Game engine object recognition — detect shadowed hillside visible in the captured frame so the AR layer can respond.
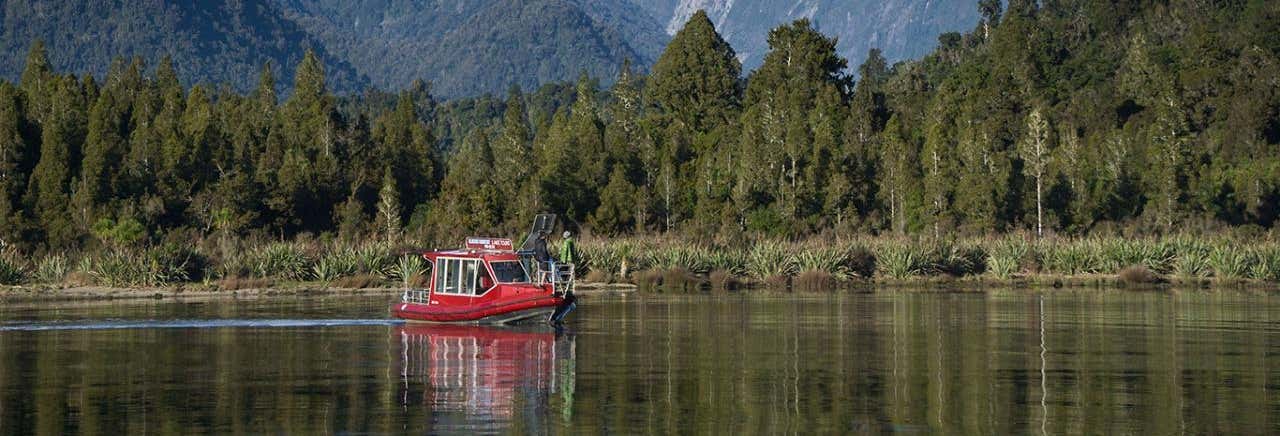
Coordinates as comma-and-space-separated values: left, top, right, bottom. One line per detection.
0, 0, 368, 93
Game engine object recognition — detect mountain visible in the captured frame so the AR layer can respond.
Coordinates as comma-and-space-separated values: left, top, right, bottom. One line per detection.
0, 0, 368, 93
0, 0, 981, 97
639, 0, 983, 69
269, 0, 666, 98
226, 0, 986, 93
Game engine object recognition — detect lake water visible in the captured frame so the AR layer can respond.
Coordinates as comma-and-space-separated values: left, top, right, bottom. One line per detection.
0, 290, 1276, 434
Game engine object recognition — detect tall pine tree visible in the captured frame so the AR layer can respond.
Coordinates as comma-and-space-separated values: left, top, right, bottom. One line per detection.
72, 88, 128, 231
739, 19, 850, 221
647, 10, 741, 133
490, 85, 536, 230
0, 84, 29, 243
25, 77, 86, 247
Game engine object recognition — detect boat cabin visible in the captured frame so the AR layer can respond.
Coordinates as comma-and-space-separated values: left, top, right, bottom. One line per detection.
420, 249, 543, 298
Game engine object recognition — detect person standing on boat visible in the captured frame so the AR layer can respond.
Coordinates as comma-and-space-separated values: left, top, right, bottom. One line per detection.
531, 230, 551, 263
560, 231, 581, 291
559, 230, 577, 268
549, 230, 578, 325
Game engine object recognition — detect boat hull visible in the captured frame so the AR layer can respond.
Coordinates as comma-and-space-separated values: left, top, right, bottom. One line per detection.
391, 295, 563, 324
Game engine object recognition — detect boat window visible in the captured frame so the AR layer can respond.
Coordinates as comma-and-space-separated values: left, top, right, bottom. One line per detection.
455, 259, 469, 295
434, 257, 488, 296
473, 265, 495, 295
490, 261, 531, 283
442, 258, 463, 294
460, 260, 478, 295
434, 258, 447, 292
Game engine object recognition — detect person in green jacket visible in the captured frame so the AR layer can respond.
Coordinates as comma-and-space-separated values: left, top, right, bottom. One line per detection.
559, 230, 576, 265
561, 230, 578, 292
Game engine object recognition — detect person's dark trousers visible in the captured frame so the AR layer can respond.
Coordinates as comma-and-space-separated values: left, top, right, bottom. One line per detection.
551, 302, 576, 323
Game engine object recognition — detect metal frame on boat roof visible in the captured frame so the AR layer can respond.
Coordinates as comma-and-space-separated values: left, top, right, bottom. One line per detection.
519, 214, 557, 251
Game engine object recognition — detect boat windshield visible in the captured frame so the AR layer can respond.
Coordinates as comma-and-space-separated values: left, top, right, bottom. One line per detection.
490, 261, 531, 283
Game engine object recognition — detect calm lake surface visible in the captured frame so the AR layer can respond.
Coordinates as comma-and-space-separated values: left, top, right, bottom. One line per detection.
0, 290, 1277, 434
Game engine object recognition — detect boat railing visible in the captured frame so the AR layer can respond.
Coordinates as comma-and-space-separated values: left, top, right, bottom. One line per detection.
535, 262, 575, 294
402, 289, 430, 303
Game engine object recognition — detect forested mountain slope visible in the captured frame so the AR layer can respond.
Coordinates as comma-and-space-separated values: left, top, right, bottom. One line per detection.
269, 0, 666, 97
1, 0, 664, 98
0, 0, 367, 93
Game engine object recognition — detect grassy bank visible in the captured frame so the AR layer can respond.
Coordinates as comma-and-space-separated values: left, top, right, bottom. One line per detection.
0, 238, 431, 292
569, 234, 1280, 291
2, 234, 1278, 293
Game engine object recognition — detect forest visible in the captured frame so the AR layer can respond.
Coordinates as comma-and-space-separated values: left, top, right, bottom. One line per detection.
1, 1, 1278, 258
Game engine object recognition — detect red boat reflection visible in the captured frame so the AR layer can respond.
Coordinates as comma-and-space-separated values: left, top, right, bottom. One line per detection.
397, 324, 576, 431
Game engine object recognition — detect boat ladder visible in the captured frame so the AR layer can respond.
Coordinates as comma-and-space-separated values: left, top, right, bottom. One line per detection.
537, 263, 575, 294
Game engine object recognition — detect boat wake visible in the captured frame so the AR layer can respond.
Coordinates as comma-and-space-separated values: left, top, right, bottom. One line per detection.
0, 319, 406, 331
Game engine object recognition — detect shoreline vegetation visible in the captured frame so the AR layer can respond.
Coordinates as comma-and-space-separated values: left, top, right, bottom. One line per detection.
2, 233, 1277, 301
573, 234, 1280, 291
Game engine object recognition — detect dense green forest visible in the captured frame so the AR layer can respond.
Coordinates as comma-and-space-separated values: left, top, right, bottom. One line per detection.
1, 2, 1279, 254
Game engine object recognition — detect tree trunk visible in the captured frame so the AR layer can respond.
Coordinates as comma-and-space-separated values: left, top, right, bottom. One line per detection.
888, 165, 898, 234
663, 172, 672, 232
932, 150, 940, 240
1035, 174, 1043, 238
789, 156, 797, 217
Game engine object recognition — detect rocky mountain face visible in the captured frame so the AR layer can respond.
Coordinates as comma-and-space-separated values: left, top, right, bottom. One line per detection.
644, 0, 983, 70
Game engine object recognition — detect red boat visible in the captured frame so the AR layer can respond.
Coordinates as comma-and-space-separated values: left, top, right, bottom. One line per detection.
391, 225, 575, 324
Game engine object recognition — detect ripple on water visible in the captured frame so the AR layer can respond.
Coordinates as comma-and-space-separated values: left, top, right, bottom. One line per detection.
0, 318, 406, 331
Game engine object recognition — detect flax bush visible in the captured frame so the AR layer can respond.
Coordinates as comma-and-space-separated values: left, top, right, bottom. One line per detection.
250, 242, 312, 281
578, 239, 628, 276
1098, 239, 1173, 273
1174, 252, 1212, 279
391, 254, 428, 289
1170, 238, 1212, 279
83, 246, 195, 287
312, 252, 359, 284
793, 245, 852, 280
646, 244, 712, 274
874, 243, 927, 279
745, 240, 797, 279
0, 248, 26, 285
1038, 240, 1099, 275
705, 248, 748, 277
929, 241, 986, 276
986, 238, 1028, 279
354, 243, 394, 276
33, 253, 71, 284
1247, 246, 1280, 282
1208, 246, 1252, 279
